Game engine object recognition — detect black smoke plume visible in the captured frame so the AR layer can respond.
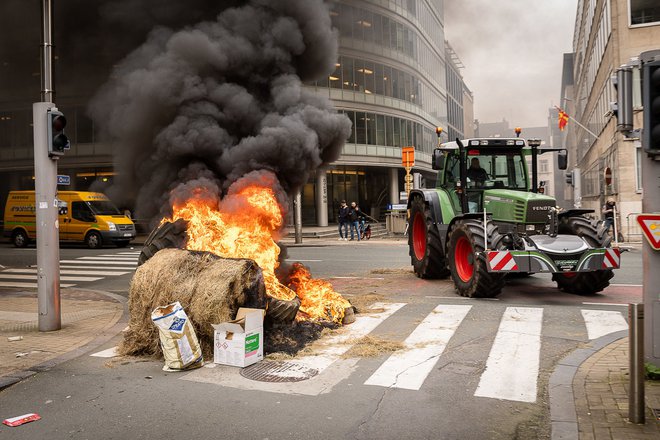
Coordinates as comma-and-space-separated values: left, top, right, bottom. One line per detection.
89, 0, 351, 225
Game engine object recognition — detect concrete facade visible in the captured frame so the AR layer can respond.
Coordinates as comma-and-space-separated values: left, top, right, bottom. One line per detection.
566, 0, 660, 239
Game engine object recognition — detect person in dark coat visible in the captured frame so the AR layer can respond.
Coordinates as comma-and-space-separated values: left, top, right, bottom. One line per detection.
338, 200, 350, 240
348, 202, 362, 241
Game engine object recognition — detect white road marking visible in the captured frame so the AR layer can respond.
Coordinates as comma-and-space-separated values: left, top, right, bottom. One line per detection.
90, 346, 120, 358
364, 304, 472, 390
581, 310, 628, 340
56, 265, 135, 271
74, 257, 138, 263
582, 302, 627, 307
0, 281, 76, 288
59, 260, 137, 265
283, 302, 406, 374
98, 254, 139, 258
5, 269, 131, 276
0, 274, 102, 282
474, 307, 543, 403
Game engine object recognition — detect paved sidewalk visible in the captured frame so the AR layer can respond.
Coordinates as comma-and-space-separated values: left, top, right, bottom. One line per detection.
0, 288, 126, 390
551, 332, 660, 439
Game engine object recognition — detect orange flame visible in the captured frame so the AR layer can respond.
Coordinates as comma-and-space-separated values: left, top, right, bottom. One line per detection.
169, 183, 350, 323
289, 263, 351, 322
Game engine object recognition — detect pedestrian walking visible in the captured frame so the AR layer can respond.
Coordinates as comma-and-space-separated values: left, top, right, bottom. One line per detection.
338, 200, 349, 240
602, 198, 616, 234
348, 202, 362, 241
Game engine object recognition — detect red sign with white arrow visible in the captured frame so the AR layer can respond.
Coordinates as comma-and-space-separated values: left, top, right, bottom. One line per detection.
636, 213, 660, 250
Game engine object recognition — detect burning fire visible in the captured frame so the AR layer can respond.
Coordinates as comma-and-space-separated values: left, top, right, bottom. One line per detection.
168, 183, 350, 323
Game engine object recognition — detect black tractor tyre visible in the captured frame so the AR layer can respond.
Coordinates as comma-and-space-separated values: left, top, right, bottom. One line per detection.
12, 229, 29, 248
552, 216, 614, 295
266, 295, 302, 323
408, 196, 450, 279
85, 231, 103, 249
138, 219, 188, 266
447, 219, 506, 298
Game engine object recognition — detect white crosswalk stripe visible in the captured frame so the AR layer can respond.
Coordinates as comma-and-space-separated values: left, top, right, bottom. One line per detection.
581, 309, 628, 340
364, 304, 471, 390
0, 252, 139, 288
474, 307, 544, 403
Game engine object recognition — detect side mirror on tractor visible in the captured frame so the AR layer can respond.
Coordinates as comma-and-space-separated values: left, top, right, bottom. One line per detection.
557, 150, 568, 170
432, 149, 445, 171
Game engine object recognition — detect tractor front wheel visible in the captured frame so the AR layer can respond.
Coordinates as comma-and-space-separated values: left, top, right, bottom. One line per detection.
447, 219, 505, 298
408, 196, 449, 279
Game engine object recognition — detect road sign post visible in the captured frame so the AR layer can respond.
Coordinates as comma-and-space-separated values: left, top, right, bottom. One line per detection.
402, 146, 415, 197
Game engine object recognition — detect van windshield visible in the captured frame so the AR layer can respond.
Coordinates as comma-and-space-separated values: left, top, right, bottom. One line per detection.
88, 201, 121, 215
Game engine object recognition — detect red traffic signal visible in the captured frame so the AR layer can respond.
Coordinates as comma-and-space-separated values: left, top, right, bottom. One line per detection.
47, 109, 70, 158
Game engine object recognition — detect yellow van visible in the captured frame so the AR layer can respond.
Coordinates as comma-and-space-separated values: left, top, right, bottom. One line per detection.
4, 191, 136, 248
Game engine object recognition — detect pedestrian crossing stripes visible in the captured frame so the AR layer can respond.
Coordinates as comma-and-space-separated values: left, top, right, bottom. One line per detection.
0, 251, 140, 289
364, 304, 472, 390
474, 307, 543, 402
173, 302, 631, 400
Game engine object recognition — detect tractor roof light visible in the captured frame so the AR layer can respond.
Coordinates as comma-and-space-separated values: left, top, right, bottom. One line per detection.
468, 140, 480, 146
480, 140, 489, 145
528, 138, 542, 147
515, 140, 525, 146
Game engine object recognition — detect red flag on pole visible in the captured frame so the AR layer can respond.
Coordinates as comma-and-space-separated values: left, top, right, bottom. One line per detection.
558, 108, 569, 131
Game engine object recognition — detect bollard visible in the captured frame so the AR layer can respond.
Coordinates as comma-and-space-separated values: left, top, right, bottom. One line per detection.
628, 303, 645, 424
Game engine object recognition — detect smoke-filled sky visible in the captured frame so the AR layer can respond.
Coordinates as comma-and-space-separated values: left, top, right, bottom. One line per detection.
445, 1, 578, 128
89, 0, 350, 224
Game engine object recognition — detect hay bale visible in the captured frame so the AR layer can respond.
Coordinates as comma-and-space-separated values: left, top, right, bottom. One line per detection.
120, 248, 267, 359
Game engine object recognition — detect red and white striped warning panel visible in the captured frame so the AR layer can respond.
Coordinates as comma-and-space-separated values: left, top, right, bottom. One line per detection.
602, 248, 621, 269
487, 251, 519, 271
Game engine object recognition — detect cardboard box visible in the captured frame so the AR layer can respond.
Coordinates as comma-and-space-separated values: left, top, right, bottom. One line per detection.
212, 308, 265, 367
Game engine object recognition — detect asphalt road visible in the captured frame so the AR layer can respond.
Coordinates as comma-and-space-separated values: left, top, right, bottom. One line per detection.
0, 239, 645, 439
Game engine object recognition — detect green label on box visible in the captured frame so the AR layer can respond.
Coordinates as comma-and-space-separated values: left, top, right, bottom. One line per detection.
245, 333, 260, 353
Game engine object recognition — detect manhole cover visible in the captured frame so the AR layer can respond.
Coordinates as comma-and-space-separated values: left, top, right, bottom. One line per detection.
240, 361, 318, 383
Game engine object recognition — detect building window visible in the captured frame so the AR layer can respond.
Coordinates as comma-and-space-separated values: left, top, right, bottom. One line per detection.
629, 0, 660, 26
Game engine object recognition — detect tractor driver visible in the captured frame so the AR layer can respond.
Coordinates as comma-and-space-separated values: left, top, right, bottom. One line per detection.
467, 157, 489, 184
466, 157, 488, 213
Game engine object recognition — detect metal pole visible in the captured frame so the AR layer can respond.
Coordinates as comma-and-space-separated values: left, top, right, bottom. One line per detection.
294, 191, 302, 244
613, 204, 619, 247
628, 303, 645, 424
34, 0, 61, 331
34, 102, 61, 332
40, 0, 54, 103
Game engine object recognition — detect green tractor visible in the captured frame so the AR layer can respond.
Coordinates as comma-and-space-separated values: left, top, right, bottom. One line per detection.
407, 134, 620, 298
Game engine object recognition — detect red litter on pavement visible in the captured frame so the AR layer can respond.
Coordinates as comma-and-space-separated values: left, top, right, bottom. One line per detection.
3, 413, 41, 427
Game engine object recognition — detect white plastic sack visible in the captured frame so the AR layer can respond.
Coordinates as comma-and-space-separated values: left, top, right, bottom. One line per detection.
151, 301, 203, 370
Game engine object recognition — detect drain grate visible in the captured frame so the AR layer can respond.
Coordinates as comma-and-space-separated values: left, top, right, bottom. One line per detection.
240, 360, 318, 383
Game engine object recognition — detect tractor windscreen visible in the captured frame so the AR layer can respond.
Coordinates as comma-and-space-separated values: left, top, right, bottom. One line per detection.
444, 148, 528, 190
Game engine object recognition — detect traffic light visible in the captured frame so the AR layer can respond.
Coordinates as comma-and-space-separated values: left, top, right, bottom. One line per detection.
47, 108, 69, 158
611, 66, 633, 132
565, 170, 574, 186
642, 59, 660, 155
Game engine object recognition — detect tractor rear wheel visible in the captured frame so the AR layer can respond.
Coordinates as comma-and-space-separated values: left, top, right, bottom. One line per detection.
408, 196, 450, 279
552, 216, 614, 295
447, 219, 505, 298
